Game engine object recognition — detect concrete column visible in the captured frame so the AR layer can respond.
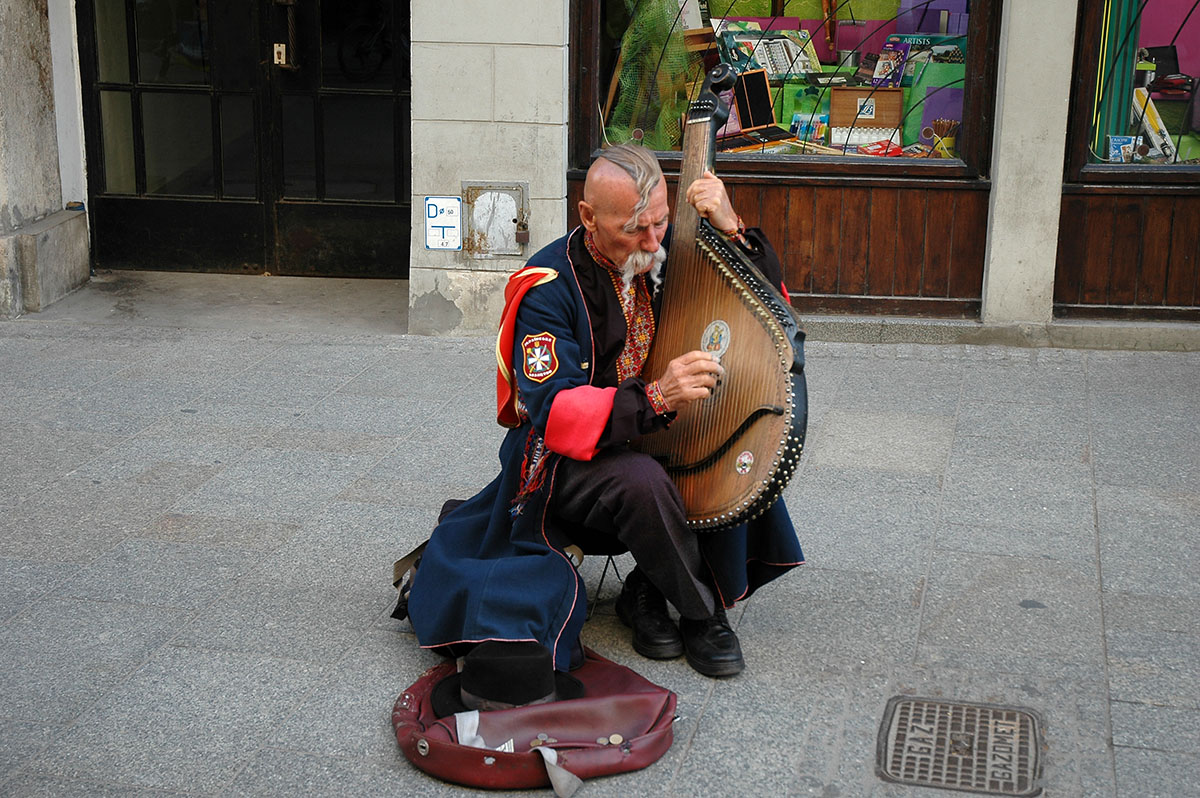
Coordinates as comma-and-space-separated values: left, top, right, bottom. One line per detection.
48, 0, 89, 208
980, 0, 1079, 325
0, 0, 63, 233
0, 0, 88, 318
407, 0, 570, 336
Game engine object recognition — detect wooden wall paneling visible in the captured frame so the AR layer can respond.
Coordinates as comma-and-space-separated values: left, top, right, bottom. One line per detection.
1106, 196, 1144, 305
811, 189, 843, 294
725, 183, 747, 226
837, 188, 871, 295
568, 1, 601, 167
894, 190, 927, 296
569, 175, 993, 311
866, 187, 898, 296
1054, 195, 1090, 305
785, 185, 816, 294
1164, 196, 1199, 306
948, 190, 987, 300
922, 190, 956, 297
758, 185, 789, 252
570, 180, 582, 229
1080, 196, 1116, 304
1135, 195, 1173, 305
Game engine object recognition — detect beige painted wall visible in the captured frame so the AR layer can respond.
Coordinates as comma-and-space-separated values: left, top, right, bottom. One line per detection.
407, 0, 569, 336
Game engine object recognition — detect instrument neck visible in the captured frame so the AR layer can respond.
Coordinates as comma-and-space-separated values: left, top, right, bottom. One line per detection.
672, 112, 717, 241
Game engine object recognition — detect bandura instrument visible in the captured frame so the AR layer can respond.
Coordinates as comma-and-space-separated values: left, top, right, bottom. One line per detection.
635, 64, 808, 531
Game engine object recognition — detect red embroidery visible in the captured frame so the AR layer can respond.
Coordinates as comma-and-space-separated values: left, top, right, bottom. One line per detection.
646, 380, 671, 414
583, 230, 618, 271
606, 270, 655, 383
584, 228, 655, 384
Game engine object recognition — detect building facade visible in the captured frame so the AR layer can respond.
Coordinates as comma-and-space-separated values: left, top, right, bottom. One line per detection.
4, 0, 1198, 343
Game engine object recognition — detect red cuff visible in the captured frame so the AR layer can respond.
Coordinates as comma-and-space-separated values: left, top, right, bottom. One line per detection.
646, 380, 671, 415
544, 386, 617, 461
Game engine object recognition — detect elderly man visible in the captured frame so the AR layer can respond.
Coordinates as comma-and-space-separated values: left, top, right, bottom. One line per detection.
406, 143, 804, 678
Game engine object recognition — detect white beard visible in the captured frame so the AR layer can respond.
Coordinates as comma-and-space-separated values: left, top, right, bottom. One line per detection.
620, 247, 666, 293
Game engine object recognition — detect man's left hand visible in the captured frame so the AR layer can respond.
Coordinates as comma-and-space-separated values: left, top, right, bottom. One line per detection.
685, 170, 739, 233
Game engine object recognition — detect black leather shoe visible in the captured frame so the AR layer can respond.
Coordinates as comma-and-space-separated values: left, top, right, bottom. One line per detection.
615, 568, 684, 659
679, 606, 745, 677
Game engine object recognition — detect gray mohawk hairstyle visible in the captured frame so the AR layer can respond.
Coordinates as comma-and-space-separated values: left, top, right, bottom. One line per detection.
595, 143, 664, 233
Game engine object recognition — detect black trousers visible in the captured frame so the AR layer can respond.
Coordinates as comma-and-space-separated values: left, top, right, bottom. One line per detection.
549, 447, 715, 620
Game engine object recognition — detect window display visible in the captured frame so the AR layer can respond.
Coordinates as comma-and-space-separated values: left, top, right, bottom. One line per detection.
601, 0, 973, 161
1088, 0, 1199, 166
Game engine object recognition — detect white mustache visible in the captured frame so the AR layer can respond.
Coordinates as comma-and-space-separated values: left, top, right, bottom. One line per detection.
620, 247, 666, 291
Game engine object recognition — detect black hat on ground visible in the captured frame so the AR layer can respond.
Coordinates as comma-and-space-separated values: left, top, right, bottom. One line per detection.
431, 641, 585, 717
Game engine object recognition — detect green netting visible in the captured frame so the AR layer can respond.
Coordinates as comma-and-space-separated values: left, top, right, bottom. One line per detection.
710, 1, 902, 24
605, 0, 707, 150
720, 0, 773, 15
786, 1, 827, 18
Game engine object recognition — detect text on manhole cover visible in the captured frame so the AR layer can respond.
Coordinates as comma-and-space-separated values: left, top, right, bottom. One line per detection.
876, 696, 1043, 796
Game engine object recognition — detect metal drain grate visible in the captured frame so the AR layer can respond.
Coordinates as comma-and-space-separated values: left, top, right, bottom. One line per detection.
876, 697, 1043, 796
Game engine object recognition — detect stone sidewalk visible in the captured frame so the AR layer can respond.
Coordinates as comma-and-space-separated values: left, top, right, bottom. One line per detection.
1, 275, 1197, 797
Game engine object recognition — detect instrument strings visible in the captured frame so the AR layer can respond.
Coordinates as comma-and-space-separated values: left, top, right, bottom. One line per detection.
660, 237, 739, 508
664, 120, 731, 506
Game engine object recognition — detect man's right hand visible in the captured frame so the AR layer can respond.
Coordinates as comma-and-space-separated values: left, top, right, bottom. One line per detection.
656, 351, 725, 409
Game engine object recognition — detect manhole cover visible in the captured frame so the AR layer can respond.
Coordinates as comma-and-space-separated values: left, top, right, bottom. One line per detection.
876, 696, 1043, 796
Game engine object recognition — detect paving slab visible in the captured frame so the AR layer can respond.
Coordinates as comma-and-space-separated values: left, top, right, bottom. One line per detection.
173, 583, 380, 664
170, 448, 380, 523
2, 275, 1199, 797
784, 466, 940, 577
940, 453, 1096, 537
269, 629, 428, 759
59, 539, 249, 610
23, 649, 327, 794
0, 558, 81, 621
0, 773, 188, 797
142, 512, 302, 551
803, 408, 956, 474
0, 598, 189, 722
0, 718, 55, 781
918, 551, 1105, 677
1096, 486, 1200, 597
953, 397, 1091, 464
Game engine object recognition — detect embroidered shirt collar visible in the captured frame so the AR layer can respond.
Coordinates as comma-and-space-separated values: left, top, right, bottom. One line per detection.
583, 230, 622, 274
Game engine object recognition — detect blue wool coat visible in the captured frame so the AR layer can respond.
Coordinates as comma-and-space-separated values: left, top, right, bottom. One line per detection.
407, 228, 806, 671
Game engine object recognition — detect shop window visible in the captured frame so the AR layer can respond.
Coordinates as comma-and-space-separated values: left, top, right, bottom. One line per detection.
1086, 0, 1199, 167
1068, 0, 1200, 182
575, 0, 999, 176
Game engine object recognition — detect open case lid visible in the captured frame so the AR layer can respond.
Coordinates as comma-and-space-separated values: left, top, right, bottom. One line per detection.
734, 69, 777, 130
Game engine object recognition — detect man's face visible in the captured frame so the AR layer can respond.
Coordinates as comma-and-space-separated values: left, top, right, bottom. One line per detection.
583, 177, 669, 268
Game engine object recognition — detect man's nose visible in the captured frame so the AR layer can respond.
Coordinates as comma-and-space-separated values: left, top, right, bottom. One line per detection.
639, 227, 661, 252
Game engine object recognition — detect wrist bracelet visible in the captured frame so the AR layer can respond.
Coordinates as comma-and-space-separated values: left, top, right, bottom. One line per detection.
719, 215, 747, 244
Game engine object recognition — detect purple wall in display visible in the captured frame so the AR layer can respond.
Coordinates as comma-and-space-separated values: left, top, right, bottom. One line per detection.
896, 0, 968, 35
1137, 0, 1200, 76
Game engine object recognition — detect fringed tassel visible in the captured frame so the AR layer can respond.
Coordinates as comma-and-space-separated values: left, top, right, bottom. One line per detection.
511, 429, 549, 516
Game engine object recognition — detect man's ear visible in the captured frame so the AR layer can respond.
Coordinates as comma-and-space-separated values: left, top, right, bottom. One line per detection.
578, 200, 597, 232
